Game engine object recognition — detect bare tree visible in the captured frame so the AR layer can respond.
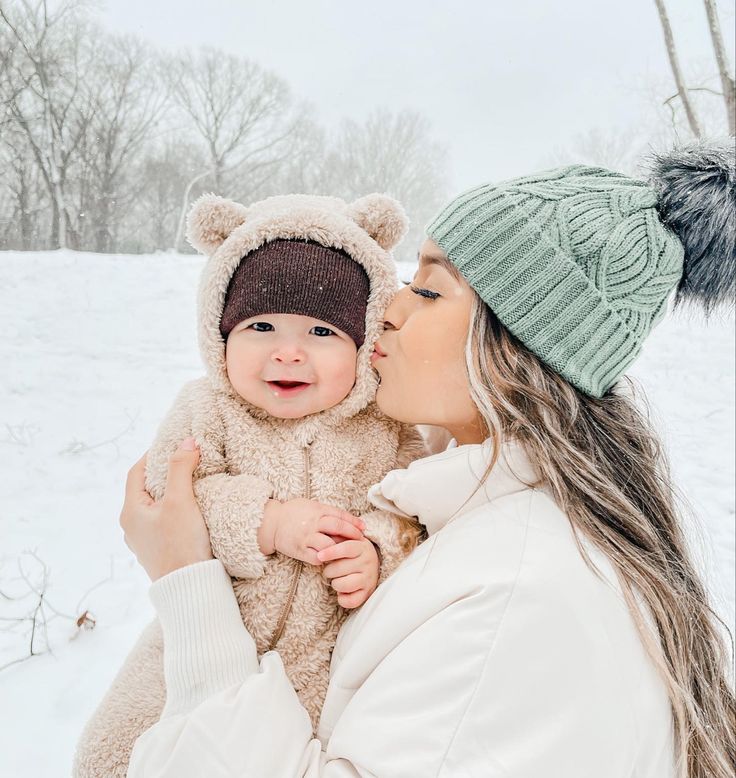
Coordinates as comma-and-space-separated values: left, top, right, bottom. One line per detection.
319, 110, 449, 263
0, 0, 96, 248
165, 48, 298, 249
79, 36, 166, 252
265, 116, 328, 196
119, 139, 207, 251
654, 0, 736, 138
703, 0, 735, 135
0, 126, 48, 248
546, 126, 652, 176
0, 3, 448, 256
653, 0, 703, 138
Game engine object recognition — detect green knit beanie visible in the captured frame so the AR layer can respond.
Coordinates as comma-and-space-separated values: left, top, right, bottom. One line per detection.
427, 165, 685, 397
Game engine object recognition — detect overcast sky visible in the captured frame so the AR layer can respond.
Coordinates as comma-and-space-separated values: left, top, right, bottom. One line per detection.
97, 0, 735, 192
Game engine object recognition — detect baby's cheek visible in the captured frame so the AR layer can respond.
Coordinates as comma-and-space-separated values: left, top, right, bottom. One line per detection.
325, 362, 357, 402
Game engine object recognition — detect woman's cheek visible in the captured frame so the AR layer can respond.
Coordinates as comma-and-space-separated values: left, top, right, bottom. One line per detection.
380, 350, 443, 424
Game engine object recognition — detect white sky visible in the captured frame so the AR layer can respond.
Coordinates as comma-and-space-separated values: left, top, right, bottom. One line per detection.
96, 0, 735, 191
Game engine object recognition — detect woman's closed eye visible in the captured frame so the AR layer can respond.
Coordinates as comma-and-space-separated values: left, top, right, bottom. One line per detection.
410, 285, 441, 300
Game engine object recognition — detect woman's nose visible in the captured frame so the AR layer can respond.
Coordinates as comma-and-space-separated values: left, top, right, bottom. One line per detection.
382, 286, 411, 331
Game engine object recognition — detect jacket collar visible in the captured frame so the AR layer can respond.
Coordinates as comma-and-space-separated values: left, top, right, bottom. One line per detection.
368, 438, 540, 536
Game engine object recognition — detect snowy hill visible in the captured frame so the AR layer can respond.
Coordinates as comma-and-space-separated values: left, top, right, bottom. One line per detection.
1, 250, 734, 777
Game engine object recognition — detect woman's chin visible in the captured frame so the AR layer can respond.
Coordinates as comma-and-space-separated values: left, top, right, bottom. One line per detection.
375, 382, 416, 424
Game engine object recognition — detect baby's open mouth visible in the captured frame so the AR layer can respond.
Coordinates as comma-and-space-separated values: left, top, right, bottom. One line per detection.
266, 380, 312, 396
270, 380, 308, 388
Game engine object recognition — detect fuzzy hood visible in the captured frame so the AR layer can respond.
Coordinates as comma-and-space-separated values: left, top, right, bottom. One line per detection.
185, 192, 408, 436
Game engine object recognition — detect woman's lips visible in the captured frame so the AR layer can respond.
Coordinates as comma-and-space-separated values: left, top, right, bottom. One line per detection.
370, 342, 387, 364
267, 380, 311, 396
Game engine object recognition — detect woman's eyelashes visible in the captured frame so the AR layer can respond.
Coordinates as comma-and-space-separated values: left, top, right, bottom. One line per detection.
410, 285, 441, 300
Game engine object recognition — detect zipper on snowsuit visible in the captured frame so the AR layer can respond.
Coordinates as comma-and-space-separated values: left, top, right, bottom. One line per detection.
267, 445, 310, 652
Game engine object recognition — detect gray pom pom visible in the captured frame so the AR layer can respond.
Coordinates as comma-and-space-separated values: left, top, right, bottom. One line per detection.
648, 140, 735, 313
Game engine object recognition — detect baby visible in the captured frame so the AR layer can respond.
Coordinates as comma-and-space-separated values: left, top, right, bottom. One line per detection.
72, 192, 427, 777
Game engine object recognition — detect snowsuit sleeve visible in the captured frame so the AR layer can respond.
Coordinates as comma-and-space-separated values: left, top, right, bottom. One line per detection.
146, 378, 273, 579
361, 423, 428, 583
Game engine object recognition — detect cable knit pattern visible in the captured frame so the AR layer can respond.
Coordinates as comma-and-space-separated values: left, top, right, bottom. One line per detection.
427, 166, 684, 397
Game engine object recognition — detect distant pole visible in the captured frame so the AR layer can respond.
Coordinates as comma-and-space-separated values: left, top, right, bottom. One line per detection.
174, 170, 210, 252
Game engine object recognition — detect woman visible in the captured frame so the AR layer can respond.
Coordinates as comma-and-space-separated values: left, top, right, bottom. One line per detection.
121, 144, 735, 777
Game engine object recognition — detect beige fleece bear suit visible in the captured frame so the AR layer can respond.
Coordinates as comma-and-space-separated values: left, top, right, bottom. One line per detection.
72, 193, 427, 777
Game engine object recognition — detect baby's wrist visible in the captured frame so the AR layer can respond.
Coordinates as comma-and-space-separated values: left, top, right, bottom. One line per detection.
258, 500, 281, 556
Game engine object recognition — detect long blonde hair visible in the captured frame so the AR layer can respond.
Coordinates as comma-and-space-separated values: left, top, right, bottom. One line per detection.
464, 291, 735, 778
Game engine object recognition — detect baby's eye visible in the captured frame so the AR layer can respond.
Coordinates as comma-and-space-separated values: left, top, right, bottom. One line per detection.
310, 326, 335, 337
247, 322, 274, 332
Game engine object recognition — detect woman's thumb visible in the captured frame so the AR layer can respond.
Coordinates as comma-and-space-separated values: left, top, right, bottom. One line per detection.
164, 437, 200, 497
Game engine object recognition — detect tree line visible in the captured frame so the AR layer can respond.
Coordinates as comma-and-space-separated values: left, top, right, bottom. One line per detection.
0, 0, 448, 258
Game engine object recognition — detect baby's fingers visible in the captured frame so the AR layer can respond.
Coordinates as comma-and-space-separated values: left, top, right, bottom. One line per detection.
306, 533, 335, 553
321, 558, 358, 580
330, 573, 364, 594
304, 533, 335, 566
337, 590, 367, 609
318, 506, 365, 532
317, 539, 363, 564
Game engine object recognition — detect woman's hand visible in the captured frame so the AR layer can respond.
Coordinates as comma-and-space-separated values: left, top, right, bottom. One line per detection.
120, 437, 214, 581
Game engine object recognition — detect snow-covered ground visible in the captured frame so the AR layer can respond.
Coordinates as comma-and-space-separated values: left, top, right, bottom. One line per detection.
1, 250, 734, 777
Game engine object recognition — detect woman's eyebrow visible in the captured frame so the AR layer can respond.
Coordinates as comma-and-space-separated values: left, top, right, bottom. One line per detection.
416, 252, 463, 280
417, 252, 445, 267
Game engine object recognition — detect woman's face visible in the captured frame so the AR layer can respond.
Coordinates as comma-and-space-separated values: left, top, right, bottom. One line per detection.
371, 238, 485, 445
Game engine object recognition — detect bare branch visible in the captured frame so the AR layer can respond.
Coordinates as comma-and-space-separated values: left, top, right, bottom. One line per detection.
0, 550, 109, 672
59, 411, 138, 457
702, 0, 735, 134
653, 0, 703, 138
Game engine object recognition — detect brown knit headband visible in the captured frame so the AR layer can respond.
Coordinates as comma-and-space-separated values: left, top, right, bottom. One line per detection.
219, 240, 370, 346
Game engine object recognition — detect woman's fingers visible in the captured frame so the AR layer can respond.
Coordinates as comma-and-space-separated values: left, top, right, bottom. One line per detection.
162, 438, 200, 506
125, 453, 155, 507
119, 443, 213, 582
317, 515, 363, 541
330, 573, 364, 594
121, 454, 154, 535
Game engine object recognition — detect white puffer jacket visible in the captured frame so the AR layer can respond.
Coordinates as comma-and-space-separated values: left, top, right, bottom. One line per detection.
128, 440, 676, 777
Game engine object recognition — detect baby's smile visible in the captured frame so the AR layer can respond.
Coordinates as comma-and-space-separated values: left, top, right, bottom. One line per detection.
266, 379, 313, 398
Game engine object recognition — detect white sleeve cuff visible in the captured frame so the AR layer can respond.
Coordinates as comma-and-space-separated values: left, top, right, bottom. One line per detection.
149, 558, 260, 717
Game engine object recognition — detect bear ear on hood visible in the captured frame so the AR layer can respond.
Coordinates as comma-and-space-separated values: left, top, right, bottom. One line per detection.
186, 194, 249, 255
347, 194, 408, 251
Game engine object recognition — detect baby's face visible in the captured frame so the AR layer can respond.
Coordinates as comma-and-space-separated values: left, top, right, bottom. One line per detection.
225, 313, 358, 419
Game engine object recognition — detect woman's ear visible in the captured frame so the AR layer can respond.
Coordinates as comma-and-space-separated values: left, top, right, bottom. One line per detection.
347, 193, 409, 251
186, 194, 249, 255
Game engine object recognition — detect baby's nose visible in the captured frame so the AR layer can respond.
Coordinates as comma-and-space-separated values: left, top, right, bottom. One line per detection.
272, 344, 306, 363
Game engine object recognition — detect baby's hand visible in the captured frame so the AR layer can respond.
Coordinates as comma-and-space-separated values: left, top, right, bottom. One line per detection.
259, 498, 365, 566
317, 538, 380, 609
